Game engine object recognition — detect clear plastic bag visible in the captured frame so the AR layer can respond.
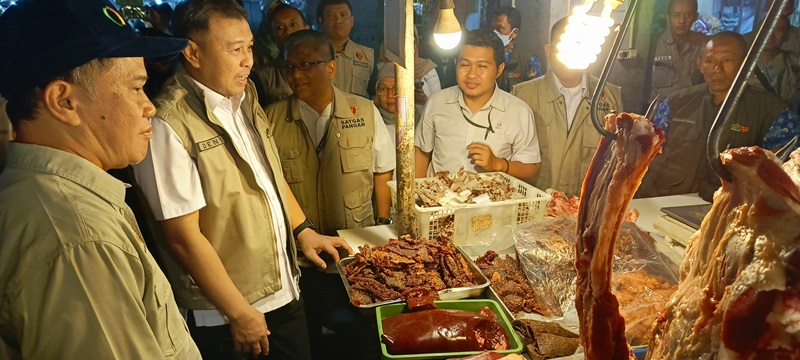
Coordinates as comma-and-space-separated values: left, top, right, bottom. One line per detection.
513, 217, 679, 345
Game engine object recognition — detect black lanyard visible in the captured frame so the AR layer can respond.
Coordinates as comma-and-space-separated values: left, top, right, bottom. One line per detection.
461, 107, 495, 140
288, 99, 336, 155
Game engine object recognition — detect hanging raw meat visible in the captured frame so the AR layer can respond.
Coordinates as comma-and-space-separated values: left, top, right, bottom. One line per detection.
646, 147, 800, 359
575, 113, 665, 360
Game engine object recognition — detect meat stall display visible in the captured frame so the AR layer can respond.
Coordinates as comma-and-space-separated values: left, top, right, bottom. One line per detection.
646, 147, 800, 359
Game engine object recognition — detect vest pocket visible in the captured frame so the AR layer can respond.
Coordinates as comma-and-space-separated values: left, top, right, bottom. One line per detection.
339, 136, 371, 173
154, 281, 178, 356
279, 147, 305, 183
343, 187, 375, 228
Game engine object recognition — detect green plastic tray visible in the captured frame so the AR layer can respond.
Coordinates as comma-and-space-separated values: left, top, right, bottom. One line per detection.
376, 299, 524, 359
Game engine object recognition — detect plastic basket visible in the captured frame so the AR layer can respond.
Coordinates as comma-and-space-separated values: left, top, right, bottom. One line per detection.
387, 172, 551, 245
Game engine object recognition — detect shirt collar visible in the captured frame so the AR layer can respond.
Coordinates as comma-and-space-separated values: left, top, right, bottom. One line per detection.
4, 142, 128, 208
553, 72, 588, 95
192, 79, 246, 112
446, 84, 507, 113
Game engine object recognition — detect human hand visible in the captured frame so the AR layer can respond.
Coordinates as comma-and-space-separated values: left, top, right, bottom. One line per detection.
297, 230, 354, 269
466, 142, 503, 172
229, 305, 270, 357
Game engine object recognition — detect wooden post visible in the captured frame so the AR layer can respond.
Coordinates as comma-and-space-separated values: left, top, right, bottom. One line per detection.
394, 0, 418, 238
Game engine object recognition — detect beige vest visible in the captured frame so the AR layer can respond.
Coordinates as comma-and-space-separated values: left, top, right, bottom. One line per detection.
512, 71, 621, 197
265, 86, 376, 236
152, 68, 299, 310
252, 58, 293, 105
333, 39, 374, 96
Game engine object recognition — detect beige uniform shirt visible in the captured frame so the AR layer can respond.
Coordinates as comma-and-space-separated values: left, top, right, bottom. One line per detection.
513, 71, 621, 196
0, 143, 200, 360
333, 39, 374, 97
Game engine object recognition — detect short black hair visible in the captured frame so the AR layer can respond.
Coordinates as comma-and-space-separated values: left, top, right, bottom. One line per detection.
668, 0, 698, 13
283, 29, 335, 61
549, 17, 568, 45
706, 31, 747, 58
316, 0, 352, 21
490, 6, 521, 30
269, 3, 307, 26
462, 28, 505, 67
173, 0, 248, 41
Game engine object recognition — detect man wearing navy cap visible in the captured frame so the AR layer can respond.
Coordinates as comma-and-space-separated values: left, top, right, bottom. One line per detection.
0, 0, 200, 359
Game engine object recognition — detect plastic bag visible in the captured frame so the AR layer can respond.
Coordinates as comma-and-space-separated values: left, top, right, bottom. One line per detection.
513, 217, 679, 345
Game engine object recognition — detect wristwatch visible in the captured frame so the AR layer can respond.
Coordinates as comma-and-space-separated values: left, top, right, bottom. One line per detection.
292, 218, 317, 238
376, 217, 393, 225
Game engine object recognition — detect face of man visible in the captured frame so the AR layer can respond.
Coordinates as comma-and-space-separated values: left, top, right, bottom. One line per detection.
76, 58, 156, 169
456, 45, 504, 102
320, 4, 353, 41
544, 42, 583, 85
190, 15, 253, 98
697, 37, 744, 96
284, 42, 335, 102
491, 14, 518, 39
766, 16, 790, 50
271, 8, 309, 48
669, 0, 699, 37
377, 77, 397, 113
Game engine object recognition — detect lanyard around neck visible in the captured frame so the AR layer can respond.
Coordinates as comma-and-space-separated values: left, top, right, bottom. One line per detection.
460, 107, 495, 140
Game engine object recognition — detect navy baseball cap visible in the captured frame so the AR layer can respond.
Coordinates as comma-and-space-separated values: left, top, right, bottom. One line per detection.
0, 0, 189, 97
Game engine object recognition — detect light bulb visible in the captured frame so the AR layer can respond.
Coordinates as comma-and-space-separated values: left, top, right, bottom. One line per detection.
556, 0, 623, 70
434, 0, 462, 50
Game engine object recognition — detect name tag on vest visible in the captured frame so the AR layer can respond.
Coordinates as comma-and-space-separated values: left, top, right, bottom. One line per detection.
341, 118, 366, 129
197, 136, 226, 152
654, 55, 672, 62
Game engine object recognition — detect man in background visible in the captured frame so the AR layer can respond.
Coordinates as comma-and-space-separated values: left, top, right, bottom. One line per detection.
649, 0, 707, 100
513, 17, 622, 197
318, 0, 374, 97
490, 6, 535, 91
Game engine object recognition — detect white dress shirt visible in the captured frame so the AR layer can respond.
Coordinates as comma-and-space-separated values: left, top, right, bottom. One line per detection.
554, 74, 588, 131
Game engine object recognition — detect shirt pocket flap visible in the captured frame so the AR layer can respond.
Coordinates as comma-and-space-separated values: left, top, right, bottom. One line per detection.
339, 135, 371, 173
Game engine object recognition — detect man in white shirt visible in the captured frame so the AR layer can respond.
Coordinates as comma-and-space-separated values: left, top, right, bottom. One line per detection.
132, 1, 351, 359
512, 17, 622, 196
415, 29, 541, 183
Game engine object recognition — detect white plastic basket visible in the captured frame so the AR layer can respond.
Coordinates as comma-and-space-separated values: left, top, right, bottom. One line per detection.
387, 172, 551, 246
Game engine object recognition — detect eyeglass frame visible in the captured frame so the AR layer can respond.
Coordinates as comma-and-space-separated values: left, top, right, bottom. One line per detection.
377, 86, 398, 96
280, 59, 332, 74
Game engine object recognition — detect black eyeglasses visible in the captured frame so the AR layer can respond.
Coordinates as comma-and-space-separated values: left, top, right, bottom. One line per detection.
377, 87, 397, 96
280, 60, 331, 74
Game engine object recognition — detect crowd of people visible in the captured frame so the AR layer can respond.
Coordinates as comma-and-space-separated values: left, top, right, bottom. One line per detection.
2, 0, 800, 359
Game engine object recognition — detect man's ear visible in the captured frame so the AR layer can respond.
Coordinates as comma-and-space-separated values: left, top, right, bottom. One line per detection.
696, 58, 702, 72
510, 28, 520, 41
496, 63, 506, 79
183, 39, 202, 69
42, 80, 81, 127
328, 59, 337, 80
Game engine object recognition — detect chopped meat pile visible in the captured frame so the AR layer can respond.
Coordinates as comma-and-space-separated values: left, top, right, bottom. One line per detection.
576, 112, 664, 360
513, 318, 580, 359
647, 147, 800, 359
475, 251, 549, 316
546, 188, 639, 223
417, 168, 515, 207
343, 235, 477, 305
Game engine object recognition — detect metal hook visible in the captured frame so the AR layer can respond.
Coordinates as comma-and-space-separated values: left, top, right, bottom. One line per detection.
590, 0, 641, 140
644, 94, 662, 122
707, 0, 789, 183
776, 135, 799, 162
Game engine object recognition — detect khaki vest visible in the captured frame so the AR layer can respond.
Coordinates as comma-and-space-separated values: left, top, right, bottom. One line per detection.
152, 68, 299, 310
252, 58, 293, 105
638, 84, 786, 199
512, 71, 621, 197
333, 39, 375, 96
265, 86, 376, 236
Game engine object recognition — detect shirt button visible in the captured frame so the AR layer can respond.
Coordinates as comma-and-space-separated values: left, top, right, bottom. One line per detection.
336, 132, 341, 138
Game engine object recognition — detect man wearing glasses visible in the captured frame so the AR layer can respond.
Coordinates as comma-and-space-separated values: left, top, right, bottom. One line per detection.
263, 29, 394, 358
415, 29, 541, 183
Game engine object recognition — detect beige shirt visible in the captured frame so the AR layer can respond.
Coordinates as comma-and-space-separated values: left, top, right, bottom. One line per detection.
0, 143, 200, 359
650, 29, 707, 99
416, 85, 541, 175
333, 39, 374, 97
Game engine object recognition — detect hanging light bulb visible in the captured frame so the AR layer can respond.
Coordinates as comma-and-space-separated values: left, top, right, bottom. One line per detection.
556, 0, 624, 70
434, 0, 462, 50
